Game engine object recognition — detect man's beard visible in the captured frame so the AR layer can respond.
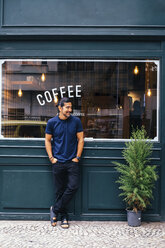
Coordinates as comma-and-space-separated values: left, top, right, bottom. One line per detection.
63, 112, 71, 118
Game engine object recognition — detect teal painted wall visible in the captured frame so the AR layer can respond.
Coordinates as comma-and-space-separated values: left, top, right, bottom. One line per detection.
0, 0, 165, 221
1, 0, 165, 27
0, 139, 161, 221
0, 0, 165, 37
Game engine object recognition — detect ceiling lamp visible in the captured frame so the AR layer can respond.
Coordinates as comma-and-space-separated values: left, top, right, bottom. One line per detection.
41, 73, 46, 82
54, 95, 58, 104
147, 89, 152, 97
134, 66, 139, 75
18, 88, 23, 97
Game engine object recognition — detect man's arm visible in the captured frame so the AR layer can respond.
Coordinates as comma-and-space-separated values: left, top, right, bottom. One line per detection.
45, 133, 57, 164
72, 131, 84, 162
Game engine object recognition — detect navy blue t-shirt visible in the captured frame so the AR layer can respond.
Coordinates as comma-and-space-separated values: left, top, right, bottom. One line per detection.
45, 115, 83, 162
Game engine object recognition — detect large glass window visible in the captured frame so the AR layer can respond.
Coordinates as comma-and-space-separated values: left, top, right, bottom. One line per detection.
0, 60, 159, 140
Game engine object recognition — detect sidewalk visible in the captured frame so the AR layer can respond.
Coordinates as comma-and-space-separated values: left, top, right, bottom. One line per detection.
0, 220, 165, 248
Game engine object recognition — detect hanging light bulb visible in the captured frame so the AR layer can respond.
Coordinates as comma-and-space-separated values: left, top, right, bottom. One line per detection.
18, 88, 23, 97
134, 66, 139, 75
41, 73, 46, 82
147, 89, 152, 97
54, 95, 58, 104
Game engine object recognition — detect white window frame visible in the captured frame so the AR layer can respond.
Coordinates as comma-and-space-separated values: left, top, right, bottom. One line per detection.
0, 59, 160, 142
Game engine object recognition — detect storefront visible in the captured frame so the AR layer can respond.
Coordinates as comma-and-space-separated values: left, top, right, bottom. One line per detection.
0, 0, 165, 221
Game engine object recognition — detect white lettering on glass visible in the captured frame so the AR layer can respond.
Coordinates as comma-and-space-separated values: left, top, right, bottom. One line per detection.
68, 85, 74, 98
60, 86, 66, 98
76, 85, 81, 97
52, 88, 58, 100
37, 94, 45, 106
44, 91, 52, 103
36, 85, 82, 105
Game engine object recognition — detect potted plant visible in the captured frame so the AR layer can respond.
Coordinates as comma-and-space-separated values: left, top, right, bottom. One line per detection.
114, 127, 158, 226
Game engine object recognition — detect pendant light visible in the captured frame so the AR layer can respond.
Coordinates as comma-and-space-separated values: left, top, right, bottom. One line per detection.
133, 66, 139, 75
147, 88, 151, 97
41, 73, 46, 82
54, 95, 58, 104
18, 88, 23, 97
146, 63, 151, 97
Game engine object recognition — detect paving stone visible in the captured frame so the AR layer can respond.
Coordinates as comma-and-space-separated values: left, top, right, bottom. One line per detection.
0, 221, 165, 248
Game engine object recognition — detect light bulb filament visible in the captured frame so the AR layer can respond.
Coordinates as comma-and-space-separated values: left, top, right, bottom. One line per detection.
18, 89, 23, 97
41, 73, 46, 82
134, 66, 139, 75
147, 89, 151, 97
54, 95, 58, 104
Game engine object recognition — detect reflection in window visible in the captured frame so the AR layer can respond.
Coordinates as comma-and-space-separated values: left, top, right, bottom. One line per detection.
0, 60, 158, 139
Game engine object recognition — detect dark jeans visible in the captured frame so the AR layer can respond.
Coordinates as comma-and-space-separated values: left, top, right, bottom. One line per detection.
52, 161, 80, 219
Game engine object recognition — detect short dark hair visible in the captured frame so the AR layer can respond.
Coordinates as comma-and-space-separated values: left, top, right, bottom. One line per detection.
58, 97, 71, 107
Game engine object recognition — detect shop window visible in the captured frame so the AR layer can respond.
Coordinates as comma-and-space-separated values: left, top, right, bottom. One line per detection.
0, 60, 159, 140
8, 108, 24, 120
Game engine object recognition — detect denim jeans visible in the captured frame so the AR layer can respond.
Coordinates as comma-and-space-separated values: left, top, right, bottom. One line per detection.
52, 161, 80, 219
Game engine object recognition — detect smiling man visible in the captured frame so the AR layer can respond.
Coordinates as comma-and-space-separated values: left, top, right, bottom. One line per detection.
45, 97, 84, 229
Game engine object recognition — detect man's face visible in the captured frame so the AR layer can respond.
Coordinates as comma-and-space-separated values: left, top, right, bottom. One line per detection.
59, 102, 72, 118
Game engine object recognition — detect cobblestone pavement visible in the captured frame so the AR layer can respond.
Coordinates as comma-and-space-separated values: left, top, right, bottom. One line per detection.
0, 221, 165, 248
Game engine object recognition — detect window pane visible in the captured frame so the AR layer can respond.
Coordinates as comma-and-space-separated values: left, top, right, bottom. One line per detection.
0, 60, 158, 139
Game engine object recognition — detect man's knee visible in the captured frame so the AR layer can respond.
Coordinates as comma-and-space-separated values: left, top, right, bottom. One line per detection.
68, 182, 79, 193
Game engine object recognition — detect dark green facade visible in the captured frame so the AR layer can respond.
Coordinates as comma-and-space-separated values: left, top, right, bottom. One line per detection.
0, 0, 165, 221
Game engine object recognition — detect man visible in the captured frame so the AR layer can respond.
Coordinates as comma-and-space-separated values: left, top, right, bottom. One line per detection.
45, 97, 84, 229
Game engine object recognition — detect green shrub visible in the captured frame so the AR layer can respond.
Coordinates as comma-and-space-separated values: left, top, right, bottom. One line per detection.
114, 127, 158, 212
